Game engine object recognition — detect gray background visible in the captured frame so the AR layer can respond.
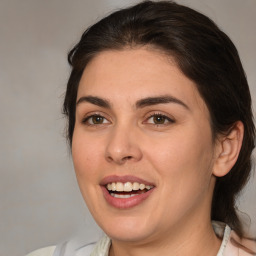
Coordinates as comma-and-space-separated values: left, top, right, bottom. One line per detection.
0, 0, 255, 255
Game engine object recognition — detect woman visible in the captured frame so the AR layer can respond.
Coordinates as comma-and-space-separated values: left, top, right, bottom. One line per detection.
27, 1, 256, 255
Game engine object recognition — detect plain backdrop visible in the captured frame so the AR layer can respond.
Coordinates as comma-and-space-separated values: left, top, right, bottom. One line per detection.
0, 0, 255, 255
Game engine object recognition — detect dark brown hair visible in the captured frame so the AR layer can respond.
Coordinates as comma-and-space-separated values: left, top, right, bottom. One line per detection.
63, 0, 255, 237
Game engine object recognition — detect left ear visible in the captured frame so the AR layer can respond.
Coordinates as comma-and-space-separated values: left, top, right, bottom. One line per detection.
212, 121, 244, 177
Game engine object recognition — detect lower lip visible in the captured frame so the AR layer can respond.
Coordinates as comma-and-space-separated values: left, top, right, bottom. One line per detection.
101, 186, 155, 209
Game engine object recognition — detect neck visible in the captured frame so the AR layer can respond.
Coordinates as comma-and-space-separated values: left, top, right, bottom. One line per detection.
109, 219, 221, 256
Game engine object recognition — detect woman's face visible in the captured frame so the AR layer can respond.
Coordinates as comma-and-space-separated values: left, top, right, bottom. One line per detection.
72, 48, 219, 243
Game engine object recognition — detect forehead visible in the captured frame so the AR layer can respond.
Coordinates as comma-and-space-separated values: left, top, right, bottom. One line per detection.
77, 48, 208, 113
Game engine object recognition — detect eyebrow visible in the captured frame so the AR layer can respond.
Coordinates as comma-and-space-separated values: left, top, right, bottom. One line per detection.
135, 95, 189, 110
76, 96, 111, 108
76, 95, 189, 110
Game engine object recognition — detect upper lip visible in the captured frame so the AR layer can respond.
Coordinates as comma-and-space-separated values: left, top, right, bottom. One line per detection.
100, 175, 155, 186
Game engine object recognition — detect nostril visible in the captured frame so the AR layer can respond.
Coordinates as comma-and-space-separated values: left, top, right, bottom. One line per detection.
107, 156, 114, 162
123, 156, 133, 161
106, 155, 133, 164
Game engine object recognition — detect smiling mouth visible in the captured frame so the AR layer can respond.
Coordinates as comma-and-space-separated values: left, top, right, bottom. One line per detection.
105, 182, 154, 198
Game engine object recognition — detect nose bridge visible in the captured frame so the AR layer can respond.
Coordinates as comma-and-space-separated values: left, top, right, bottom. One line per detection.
105, 121, 142, 164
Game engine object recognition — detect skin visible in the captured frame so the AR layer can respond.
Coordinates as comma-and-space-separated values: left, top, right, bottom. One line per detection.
72, 48, 243, 256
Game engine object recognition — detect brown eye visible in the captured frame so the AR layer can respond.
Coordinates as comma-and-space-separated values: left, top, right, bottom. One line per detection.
146, 114, 174, 125
82, 115, 110, 125
91, 115, 104, 124
153, 115, 167, 124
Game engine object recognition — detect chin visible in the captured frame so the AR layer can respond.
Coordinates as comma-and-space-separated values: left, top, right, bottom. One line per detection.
97, 213, 156, 242
106, 226, 155, 243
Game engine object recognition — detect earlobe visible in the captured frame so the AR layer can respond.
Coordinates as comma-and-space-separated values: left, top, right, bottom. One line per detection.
212, 121, 244, 177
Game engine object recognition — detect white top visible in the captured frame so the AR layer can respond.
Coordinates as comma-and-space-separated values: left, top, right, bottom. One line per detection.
26, 222, 256, 256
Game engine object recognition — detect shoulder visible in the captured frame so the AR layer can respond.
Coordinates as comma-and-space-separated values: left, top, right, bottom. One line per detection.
226, 230, 256, 256
212, 221, 256, 256
26, 246, 56, 256
25, 237, 104, 256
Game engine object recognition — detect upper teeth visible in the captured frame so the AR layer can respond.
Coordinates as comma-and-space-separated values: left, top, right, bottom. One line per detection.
106, 182, 153, 192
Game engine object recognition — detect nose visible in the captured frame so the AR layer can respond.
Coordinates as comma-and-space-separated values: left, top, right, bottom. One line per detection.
105, 125, 143, 165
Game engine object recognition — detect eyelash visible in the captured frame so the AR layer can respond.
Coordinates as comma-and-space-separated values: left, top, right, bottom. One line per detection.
81, 112, 175, 127
144, 112, 175, 126
81, 113, 110, 126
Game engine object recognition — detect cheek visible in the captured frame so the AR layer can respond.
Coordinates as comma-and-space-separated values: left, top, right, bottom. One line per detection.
144, 125, 214, 186
72, 130, 104, 182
